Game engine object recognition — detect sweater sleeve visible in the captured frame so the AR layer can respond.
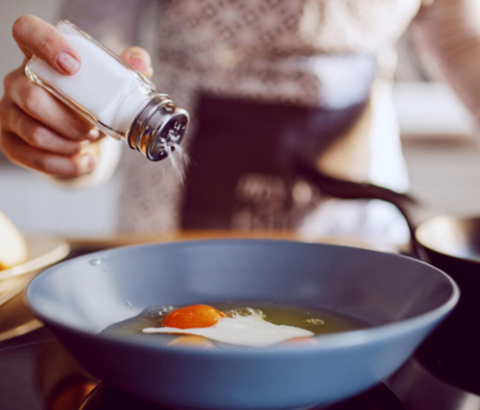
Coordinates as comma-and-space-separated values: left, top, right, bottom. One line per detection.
414, 0, 480, 125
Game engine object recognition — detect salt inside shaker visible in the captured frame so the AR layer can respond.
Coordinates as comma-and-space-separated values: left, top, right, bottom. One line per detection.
25, 20, 189, 161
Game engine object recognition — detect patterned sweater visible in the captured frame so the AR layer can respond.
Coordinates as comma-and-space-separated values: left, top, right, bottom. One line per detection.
56, 0, 480, 235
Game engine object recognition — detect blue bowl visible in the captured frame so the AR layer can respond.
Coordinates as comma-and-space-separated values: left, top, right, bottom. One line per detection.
26, 240, 458, 410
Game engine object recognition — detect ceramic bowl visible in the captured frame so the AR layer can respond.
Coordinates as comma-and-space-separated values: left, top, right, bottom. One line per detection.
26, 240, 458, 410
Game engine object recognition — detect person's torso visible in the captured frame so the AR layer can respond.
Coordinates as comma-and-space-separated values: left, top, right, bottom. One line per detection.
154, 0, 421, 107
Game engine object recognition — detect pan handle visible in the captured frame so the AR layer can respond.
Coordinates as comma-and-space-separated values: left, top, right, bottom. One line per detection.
293, 157, 429, 260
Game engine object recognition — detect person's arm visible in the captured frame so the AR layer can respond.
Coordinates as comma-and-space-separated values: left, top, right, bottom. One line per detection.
414, 0, 480, 125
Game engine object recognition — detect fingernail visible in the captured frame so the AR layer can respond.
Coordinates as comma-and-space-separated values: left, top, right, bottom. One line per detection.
79, 154, 97, 173
57, 52, 80, 75
87, 128, 100, 140
130, 56, 148, 71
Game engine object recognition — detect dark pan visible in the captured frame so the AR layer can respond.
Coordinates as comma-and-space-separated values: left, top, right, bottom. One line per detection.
295, 159, 480, 393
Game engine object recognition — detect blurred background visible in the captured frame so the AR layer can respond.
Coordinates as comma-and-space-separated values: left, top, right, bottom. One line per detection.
1, 0, 479, 237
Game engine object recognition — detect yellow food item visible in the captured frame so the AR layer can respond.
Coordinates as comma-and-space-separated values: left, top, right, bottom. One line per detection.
167, 335, 216, 349
163, 304, 227, 329
0, 210, 28, 269
144, 306, 314, 347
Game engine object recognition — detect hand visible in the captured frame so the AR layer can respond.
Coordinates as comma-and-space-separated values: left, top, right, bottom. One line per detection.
0, 15, 153, 177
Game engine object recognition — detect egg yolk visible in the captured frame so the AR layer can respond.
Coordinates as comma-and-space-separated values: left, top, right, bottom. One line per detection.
163, 304, 227, 329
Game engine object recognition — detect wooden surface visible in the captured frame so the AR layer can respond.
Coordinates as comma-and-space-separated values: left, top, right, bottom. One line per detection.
66, 230, 405, 253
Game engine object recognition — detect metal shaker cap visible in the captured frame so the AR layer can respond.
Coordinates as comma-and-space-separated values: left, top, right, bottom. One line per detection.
127, 94, 189, 161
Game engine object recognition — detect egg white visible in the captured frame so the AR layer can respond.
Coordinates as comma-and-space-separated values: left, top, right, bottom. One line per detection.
142, 311, 314, 347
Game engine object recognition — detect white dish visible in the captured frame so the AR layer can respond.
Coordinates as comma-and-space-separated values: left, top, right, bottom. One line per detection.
0, 235, 70, 282
0, 236, 70, 307
0, 235, 69, 341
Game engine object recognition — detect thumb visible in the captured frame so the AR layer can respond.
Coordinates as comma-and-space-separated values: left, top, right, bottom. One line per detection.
121, 46, 153, 79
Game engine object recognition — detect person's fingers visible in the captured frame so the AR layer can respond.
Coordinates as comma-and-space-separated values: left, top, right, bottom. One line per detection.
121, 46, 153, 79
3, 103, 83, 156
12, 15, 80, 75
0, 130, 97, 177
10, 75, 99, 141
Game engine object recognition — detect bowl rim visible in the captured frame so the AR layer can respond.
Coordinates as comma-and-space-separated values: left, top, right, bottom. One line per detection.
25, 239, 460, 357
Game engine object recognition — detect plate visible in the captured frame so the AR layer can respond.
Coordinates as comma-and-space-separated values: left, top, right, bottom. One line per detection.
0, 235, 70, 282
0, 235, 70, 342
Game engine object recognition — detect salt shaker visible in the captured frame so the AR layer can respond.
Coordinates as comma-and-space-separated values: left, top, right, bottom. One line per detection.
25, 20, 189, 161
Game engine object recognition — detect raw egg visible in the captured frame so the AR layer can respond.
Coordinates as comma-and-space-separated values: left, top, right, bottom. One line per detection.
142, 305, 314, 347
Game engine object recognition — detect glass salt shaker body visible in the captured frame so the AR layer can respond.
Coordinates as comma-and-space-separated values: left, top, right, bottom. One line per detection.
25, 20, 188, 161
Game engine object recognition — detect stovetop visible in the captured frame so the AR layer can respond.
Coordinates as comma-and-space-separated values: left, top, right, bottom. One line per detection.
0, 244, 479, 410
0, 325, 478, 410
81, 378, 404, 410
